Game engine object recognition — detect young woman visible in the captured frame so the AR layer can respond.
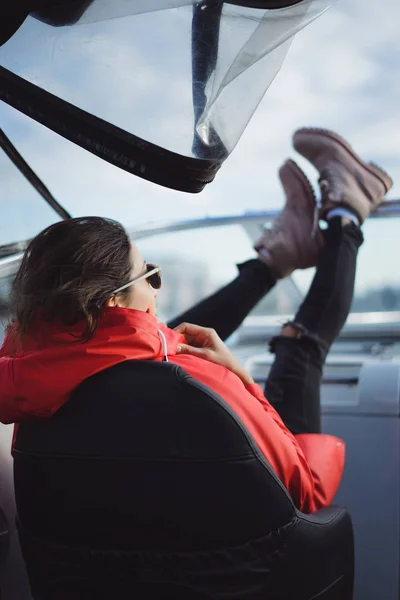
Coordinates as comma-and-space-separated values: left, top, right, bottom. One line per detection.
0, 128, 393, 514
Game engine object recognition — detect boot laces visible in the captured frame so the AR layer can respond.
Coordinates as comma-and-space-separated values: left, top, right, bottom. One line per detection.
260, 203, 319, 244
311, 204, 319, 239
319, 166, 339, 203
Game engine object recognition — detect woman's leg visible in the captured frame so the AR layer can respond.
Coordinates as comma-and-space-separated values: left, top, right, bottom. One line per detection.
167, 259, 277, 342
168, 158, 322, 341
265, 127, 393, 435
265, 218, 363, 434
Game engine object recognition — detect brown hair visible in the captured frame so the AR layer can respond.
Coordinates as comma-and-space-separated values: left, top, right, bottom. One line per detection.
10, 217, 132, 342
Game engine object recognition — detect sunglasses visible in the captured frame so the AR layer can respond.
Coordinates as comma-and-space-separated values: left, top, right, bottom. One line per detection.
111, 263, 162, 296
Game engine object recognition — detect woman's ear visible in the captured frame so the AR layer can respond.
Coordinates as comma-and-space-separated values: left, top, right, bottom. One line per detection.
106, 296, 118, 308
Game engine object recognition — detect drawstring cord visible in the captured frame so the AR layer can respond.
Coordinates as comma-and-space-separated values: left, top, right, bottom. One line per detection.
157, 329, 169, 362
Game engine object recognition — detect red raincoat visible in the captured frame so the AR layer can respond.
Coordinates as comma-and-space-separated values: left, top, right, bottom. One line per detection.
0, 307, 345, 513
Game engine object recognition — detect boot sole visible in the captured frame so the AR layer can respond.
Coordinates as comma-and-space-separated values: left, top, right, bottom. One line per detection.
293, 127, 393, 194
282, 159, 317, 208
280, 159, 321, 242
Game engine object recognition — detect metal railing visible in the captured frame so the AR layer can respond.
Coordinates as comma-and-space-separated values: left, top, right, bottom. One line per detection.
235, 311, 400, 344
130, 201, 400, 239
2, 202, 400, 277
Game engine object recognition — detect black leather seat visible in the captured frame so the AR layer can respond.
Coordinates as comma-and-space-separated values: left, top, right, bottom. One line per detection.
13, 361, 354, 599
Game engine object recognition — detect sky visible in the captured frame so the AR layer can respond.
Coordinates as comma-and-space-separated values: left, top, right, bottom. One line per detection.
0, 0, 399, 297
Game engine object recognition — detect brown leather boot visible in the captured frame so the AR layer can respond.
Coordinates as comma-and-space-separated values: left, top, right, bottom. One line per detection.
255, 159, 323, 279
293, 127, 393, 223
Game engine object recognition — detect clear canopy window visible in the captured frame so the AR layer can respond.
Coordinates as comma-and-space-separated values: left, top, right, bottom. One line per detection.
0, 0, 333, 190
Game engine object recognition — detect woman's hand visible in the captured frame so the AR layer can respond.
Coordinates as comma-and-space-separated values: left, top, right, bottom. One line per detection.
174, 322, 254, 386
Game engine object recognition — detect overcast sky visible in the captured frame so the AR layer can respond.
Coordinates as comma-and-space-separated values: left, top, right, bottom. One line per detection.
0, 0, 399, 294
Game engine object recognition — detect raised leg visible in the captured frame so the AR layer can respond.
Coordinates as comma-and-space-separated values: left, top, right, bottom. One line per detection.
266, 126, 393, 435
265, 218, 363, 434
167, 259, 276, 342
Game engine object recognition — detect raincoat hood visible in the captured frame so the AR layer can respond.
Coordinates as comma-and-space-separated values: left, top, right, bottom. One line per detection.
0, 307, 183, 422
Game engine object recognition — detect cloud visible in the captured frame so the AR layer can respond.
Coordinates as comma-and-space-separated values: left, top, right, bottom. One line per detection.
219, 0, 400, 211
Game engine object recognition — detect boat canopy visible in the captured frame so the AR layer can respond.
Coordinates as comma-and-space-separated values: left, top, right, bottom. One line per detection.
0, 0, 332, 192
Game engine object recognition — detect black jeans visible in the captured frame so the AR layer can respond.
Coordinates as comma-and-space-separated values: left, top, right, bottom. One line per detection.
168, 218, 364, 435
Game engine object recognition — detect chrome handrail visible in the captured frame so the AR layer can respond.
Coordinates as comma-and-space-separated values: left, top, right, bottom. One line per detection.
243, 311, 400, 328
236, 312, 400, 342
2, 201, 400, 276
129, 201, 400, 239
0, 252, 24, 277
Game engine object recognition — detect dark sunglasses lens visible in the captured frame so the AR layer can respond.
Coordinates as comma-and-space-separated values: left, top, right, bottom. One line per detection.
147, 264, 162, 289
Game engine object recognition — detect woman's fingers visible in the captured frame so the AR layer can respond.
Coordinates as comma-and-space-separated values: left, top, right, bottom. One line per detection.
174, 322, 199, 335
174, 323, 254, 385
177, 343, 210, 360
174, 322, 214, 335
174, 322, 218, 349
